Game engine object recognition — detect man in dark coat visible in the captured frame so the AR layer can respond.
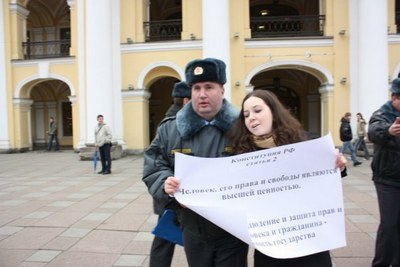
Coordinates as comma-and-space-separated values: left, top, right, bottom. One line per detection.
369, 78, 400, 267
46, 116, 60, 151
143, 58, 248, 267
149, 81, 191, 267
165, 81, 191, 118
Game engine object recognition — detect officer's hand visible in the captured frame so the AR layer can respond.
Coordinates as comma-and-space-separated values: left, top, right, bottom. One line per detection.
164, 176, 180, 196
388, 117, 400, 136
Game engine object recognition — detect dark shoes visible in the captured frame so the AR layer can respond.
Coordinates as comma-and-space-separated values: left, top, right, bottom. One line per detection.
97, 171, 104, 174
102, 170, 111, 175
353, 161, 362, 167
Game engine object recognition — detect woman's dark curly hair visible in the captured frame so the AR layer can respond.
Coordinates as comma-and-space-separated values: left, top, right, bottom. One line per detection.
229, 90, 307, 154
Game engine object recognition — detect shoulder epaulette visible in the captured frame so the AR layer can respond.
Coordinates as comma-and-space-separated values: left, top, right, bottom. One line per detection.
158, 116, 176, 127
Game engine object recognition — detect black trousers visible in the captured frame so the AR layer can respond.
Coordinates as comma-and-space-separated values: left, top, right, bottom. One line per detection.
150, 214, 176, 267
254, 250, 332, 267
99, 143, 111, 172
183, 231, 248, 267
47, 134, 60, 150
149, 235, 176, 267
372, 182, 400, 267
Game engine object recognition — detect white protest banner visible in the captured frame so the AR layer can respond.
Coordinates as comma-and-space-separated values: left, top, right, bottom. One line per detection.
174, 134, 346, 259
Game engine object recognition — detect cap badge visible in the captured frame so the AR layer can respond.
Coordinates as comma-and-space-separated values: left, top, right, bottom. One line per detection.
194, 66, 203, 76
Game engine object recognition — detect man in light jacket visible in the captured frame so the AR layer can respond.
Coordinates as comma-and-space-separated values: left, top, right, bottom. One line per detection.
95, 114, 112, 174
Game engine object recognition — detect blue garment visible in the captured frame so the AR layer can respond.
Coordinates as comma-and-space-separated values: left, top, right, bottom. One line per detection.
355, 136, 370, 160
341, 140, 358, 163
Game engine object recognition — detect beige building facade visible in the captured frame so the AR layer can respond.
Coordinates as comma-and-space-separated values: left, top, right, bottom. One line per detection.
1, 0, 399, 153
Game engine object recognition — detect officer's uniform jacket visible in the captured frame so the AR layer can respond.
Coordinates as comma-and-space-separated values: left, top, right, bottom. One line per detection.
143, 99, 239, 240
368, 100, 400, 187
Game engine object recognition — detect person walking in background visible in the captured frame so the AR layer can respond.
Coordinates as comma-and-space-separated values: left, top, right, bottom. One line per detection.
95, 114, 112, 175
368, 78, 400, 267
355, 112, 370, 160
340, 112, 362, 166
143, 58, 249, 267
46, 116, 60, 151
149, 81, 191, 267
229, 90, 347, 267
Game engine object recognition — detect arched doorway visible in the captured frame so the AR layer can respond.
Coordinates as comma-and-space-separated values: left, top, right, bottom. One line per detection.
29, 79, 73, 150
148, 77, 180, 140
250, 68, 322, 138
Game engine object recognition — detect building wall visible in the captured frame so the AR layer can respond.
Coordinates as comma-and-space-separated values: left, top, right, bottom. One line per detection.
1, 0, 400, 153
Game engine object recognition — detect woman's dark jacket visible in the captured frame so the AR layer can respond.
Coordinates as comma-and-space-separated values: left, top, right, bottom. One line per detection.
142, 99, 239, 240
339, 117, 352, 142
368, 101, 400, 187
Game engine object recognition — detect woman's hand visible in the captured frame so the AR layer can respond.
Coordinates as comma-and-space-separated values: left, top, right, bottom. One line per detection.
164, 176, 180, 196
335, 149, 347, 172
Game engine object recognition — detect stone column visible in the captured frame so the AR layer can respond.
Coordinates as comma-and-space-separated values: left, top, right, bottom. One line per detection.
80, 0, 125, 148
68, 95, 79, 150
67, 0, 76, 55
319, 84, 334, 137
202, 0, 232, 100
0, 1, 11, 150
13, 98, 34, 151
8, 3, 29, 59
350, 0, 388, 119
121, 89, 151, 153
33, 102, 46, 145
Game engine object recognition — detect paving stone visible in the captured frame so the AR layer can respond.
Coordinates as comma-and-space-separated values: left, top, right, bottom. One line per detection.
26, 250, 62, 262
61, 228, 92, 238
47, 201, 76, 207
113, 254, 146, 267
0, 225, 24, 235
82, 212, 113, 221
100, 202, 129, 209
23, 211, 53, 219
0, 152, 379, 267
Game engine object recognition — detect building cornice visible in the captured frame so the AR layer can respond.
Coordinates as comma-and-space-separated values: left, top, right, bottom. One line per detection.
11, 57, 75, 67
9, 3, 29, 17
245, 37, 334, 48
121, 40, 202, 53
388, 34, 400, 44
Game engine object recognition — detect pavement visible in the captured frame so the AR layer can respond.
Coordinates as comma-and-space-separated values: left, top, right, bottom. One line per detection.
0, 150, 377, 267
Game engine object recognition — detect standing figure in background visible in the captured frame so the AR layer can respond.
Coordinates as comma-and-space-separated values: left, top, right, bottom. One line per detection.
95, 114, 113, 175
164, 81, 191, 118
340, 112, 362, 166
149, 81, 191, 267
355, 112, 370, 160
369, 78, 400, 267
47, 116, 60, 151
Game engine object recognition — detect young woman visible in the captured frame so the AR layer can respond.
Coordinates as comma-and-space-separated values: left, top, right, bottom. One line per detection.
229, 90, 347, 267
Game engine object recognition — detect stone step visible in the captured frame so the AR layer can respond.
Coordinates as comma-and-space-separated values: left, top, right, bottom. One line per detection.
78, 142, 124, 160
